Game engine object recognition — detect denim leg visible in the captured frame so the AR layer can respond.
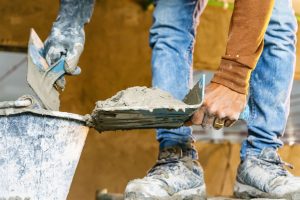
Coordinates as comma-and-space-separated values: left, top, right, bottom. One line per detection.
150, 0, 207, 152
241, 0, 297, 160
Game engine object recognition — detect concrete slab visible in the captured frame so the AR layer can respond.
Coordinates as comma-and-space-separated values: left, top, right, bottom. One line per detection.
96, 192, 284, 200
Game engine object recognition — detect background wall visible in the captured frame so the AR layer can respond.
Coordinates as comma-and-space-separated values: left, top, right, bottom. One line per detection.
0, 1, 300, 199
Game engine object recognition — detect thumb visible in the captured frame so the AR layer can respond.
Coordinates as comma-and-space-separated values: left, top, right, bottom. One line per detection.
64, 43, 84, 74
45, 45, 67, 66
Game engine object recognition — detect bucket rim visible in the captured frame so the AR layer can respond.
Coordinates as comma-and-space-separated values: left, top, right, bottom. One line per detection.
0, 108, 87, 124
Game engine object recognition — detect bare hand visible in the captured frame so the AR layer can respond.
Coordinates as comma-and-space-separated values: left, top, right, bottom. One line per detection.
189, 82, 247, 129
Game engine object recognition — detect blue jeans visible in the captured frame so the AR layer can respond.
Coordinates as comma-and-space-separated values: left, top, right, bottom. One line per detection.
150, 0, 297, 160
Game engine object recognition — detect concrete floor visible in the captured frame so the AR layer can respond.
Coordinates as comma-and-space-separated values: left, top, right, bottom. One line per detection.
96, 192, 284, 200
209, 198, 285, 200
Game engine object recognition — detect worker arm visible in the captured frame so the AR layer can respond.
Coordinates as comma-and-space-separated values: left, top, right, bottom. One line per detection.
44, 0, 95, 83
191, 0, 275, 128
211, 0, 275, 95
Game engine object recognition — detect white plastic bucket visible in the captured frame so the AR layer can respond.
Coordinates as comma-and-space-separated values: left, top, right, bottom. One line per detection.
0, 111, 89, 200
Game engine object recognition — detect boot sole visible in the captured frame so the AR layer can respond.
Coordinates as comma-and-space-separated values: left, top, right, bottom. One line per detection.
125, 185, 206, 200
234, 181, 300, 200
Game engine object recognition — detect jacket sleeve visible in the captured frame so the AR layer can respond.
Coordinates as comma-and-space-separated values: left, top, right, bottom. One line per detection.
211, 0, 275, 94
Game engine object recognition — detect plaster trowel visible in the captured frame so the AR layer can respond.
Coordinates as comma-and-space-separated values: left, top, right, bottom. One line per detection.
87, 75, 249, 132
27, 29, 67, 111
88, 77, 206, 132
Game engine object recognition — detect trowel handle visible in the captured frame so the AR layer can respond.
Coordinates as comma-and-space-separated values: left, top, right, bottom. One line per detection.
239, 104, 250, 121
50, 57, 78, 76
188, 74, 250, 121
0, 99, 32, 109
50, 57, 66, 74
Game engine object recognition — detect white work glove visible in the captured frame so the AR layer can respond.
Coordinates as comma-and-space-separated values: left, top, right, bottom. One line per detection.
44, 26, 84, 90
43, 0, 95, 90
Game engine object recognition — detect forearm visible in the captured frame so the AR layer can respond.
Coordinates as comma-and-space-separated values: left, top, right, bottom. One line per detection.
48, 0, 95, 45
212, 0, 275, 94
44, 0, 95, 64
54, 0, 95, 29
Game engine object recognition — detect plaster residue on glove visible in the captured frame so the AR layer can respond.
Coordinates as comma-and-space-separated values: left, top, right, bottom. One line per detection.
95, 87, 188, 111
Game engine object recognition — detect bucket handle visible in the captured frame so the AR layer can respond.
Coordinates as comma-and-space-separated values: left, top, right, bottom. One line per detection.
0, 97, 33, 109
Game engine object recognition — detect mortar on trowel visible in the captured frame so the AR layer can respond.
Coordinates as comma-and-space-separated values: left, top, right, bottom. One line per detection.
0, 29, 220, 200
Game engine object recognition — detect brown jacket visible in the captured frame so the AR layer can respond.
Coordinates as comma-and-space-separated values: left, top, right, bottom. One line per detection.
211, 0, 275, 94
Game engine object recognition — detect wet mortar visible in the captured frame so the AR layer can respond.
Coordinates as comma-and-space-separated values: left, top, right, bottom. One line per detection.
95, 86, 187, 110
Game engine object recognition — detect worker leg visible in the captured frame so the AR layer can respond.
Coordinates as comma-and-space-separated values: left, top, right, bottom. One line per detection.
124, 1, 208, 199
150, 0, 207, 157
234, 3, 300, 196
241, 0, 297, 160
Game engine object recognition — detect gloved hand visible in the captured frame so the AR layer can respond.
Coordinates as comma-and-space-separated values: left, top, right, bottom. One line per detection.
190, 82, 247, 129
43, 0, 95, 90
44, 26, 84, 90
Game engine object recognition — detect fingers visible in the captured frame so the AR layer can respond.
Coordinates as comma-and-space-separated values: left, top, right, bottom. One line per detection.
213, 118, 225, 130
187, 108, 237, 129
192, 98, 240, 129
44, 41, 83, 73
45, 45, 67, 66
44, 42, 83, 90
191, 106, 216, 129
189, 83, 247, 129
212, 117, 237, 129
206, 98, 243, 121
184, 120, 193, 126
201, 111, 215, 129
224, 119, 236, 127
69, 66, 82, 75
54, 77, 66, 91
191, 106, 206, 125
64, 43, 83, 74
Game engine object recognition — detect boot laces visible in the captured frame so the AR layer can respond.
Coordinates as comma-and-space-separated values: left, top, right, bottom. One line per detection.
148, 159, 180, 177
261, 157, 294, 176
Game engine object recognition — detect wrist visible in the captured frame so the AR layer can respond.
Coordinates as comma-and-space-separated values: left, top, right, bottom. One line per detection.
50, 25, 85, 44
57, 0, 95, 26
211, 59, 252, 95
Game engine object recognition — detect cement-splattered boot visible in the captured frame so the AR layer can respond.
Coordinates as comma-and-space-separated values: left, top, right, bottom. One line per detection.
124, 146, 206, 200
234, 148, 300, 199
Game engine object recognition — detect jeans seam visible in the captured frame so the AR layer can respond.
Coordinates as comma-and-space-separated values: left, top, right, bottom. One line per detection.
185, 0, 201, 65
248, 77, 256, 125
186, 39, 194, 66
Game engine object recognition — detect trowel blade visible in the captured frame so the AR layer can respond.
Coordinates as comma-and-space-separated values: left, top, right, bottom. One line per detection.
27, 29, 63, 111
88, 76, 205, 132
89, 107, 199, 132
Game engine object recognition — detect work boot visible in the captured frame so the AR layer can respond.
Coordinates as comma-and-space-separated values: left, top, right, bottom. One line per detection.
234, 148, 300, 200
124, 146, 206, 200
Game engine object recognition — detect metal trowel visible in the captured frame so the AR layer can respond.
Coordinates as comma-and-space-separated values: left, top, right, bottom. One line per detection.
87, 75, 249, 132
27, 29, 67, 110
88, 77, 206, 132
